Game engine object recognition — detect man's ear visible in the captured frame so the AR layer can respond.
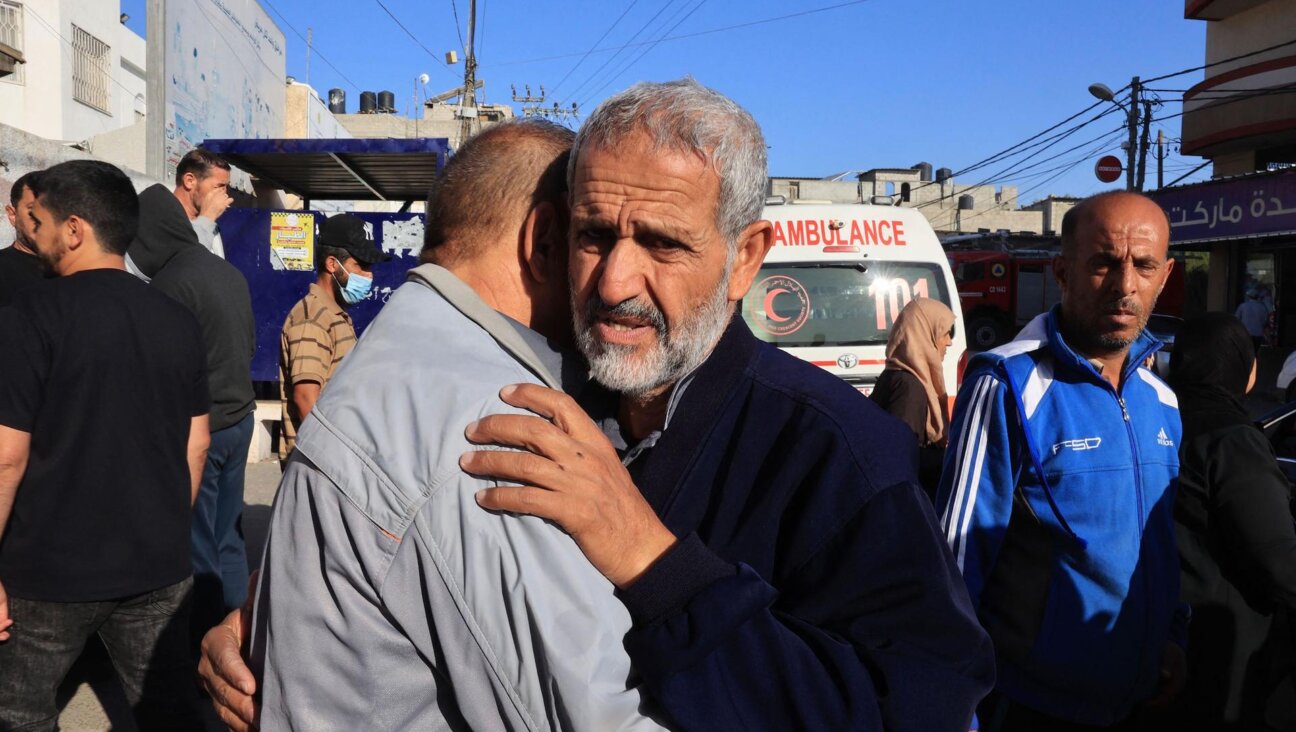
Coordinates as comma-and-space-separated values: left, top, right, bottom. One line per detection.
1155, 256, 1175, 298
182, 172, 198, 193
521, 200, 566, 284
63, 215, 87, 252
727, 220, 774, 302
1051, 255, 1069, 294
4, 204, 15, 228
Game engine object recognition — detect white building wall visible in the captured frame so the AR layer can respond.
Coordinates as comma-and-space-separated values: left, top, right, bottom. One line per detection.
0, 0, 143, 143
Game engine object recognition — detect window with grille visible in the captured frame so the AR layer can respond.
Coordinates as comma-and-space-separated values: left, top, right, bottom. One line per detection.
72, 24, 110, 113
0, 0, 22, 85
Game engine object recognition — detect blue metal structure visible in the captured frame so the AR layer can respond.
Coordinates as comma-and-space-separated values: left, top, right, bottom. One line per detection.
221, 208, 424, 382
200, 137, 450, 204
200, 138, 448, 382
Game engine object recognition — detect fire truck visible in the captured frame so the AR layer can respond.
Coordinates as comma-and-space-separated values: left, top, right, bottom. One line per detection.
945, 233, 1060, 350
945, 230, 1185, 350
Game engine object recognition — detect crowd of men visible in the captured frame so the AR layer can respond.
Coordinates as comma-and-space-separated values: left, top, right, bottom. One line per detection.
0, 78, 1278, 732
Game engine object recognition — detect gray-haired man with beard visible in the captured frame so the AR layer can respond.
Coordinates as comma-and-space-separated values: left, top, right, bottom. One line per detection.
222, 119, 669, 731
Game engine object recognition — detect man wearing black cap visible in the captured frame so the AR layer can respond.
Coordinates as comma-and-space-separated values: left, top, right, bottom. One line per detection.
278, 214, 391, 465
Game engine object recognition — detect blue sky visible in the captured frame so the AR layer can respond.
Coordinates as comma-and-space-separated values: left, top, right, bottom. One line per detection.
122, 0, 1213, 203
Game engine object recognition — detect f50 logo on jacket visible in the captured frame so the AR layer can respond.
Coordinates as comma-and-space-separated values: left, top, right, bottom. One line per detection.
1052, 437, 1102, 454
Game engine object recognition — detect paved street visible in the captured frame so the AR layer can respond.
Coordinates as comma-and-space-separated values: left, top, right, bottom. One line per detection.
56, 461, 282, 732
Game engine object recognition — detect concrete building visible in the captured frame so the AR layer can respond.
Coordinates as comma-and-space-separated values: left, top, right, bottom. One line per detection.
0, 0, 144, 146
332, 91, 512, 151
1021, 195, 1080, 235
770, 166, 1052, 235
1145, 0, 1296, 346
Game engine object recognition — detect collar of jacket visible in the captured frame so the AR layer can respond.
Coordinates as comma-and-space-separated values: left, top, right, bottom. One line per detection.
1042, 305, 1164, 390
627, 312, 761, 515
405, 263, 562, 390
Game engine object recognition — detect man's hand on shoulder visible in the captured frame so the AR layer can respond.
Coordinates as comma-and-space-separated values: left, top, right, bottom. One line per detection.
462, 384, 677, 589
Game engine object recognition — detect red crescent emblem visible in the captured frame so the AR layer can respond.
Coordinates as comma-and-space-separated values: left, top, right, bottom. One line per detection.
764, 288, 791, 322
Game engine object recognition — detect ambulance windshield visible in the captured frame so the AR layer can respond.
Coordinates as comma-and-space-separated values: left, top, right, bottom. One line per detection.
741, 262, 950, 347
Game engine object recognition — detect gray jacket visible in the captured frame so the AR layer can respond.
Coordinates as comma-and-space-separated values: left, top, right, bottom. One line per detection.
250, 264, 664, 731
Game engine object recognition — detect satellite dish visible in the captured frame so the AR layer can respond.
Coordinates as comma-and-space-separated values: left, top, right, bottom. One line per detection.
418, 73, 430, 86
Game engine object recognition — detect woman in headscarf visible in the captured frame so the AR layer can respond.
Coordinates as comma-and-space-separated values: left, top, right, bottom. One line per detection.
869, 297, 956, 500
1163, 312, 1296, 730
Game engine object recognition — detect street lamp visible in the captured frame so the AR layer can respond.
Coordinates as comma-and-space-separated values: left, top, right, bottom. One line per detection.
1089, 79, 1141, 191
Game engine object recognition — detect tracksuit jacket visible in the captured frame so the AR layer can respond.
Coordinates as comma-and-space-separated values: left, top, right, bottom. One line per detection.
937, 306, 1185, 726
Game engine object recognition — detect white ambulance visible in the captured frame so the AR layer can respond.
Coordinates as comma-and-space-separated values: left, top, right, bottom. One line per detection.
740, 202, 966, 395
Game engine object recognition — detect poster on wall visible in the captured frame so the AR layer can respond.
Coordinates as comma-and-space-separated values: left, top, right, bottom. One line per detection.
269, 212, 315, 271
151, 0, 285, 186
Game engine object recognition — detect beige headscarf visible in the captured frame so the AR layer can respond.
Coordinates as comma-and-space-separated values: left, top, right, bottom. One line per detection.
884, 297, 956, 446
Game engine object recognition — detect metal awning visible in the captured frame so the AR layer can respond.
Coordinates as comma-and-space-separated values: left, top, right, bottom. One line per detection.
199, 138, 450, 203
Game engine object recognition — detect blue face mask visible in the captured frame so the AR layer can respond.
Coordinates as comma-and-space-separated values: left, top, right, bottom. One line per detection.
333, 267, 373, 305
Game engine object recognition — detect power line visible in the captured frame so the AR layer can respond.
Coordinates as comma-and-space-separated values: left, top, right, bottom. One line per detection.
489, 0, 875, 69
1142, 36, 1296, 84
371, 0, 458, 79
955, 133, 1124, 228
581, 0, 709, 106
893, 100, 1119, 207
914, 108, 1124, 209
261, 0, 362, 91
547, 1, 640, 99
478, 0, 487, 67
450, 0, 466, 54
562, 0, 687, 105
917, 122, 1127, 210
1164, 161, 1212, 188
1148, 85, 1296, 124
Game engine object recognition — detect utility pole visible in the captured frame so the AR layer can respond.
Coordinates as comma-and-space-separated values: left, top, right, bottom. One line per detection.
1125, 75, 1140, 191
458, 0, 478, 148
305, 27, 312, 88
1136, 98, 1153, 192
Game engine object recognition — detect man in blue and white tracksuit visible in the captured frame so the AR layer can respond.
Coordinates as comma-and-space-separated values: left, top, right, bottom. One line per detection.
937, 192, 1188, 730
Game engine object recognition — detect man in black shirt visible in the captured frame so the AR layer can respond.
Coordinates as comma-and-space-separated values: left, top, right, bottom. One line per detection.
130, 183, 257, 644
0, 160, 211, 730
0, 170, 50, 307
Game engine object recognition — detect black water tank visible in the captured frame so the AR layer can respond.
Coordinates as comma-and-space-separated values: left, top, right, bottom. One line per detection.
377, 90, 396, 113
936, 167, 953, 183
328, 88, 346, 114
359, 91, 377, 114
958, 194, 975, 210
913, 162, 933, 182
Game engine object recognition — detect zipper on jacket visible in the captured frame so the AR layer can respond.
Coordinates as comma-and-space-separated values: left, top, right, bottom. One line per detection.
1118, 397, 1130, 422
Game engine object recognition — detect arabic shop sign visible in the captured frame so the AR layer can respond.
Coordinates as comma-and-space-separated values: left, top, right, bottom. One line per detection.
1154, 170, 1296, 245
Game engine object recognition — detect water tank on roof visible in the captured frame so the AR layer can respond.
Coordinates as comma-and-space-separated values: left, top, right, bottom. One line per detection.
359, 91, 377, 114
327, 88, 346, 114
958, 194, 976, 210
936, 167, 953, 183
913, 162, 933, 182
377, 90, 396, 113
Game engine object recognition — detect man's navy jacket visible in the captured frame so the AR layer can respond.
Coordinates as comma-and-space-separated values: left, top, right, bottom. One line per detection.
617, 316, 995, 731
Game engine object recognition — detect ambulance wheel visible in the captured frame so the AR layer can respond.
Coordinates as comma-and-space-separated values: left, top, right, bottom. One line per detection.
968, 316, 1008, 350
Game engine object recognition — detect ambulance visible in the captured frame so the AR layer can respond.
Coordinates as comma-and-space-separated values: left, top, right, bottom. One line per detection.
740, 201, 966, 395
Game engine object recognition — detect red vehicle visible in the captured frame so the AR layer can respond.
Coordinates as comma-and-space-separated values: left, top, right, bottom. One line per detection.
947, 235, 1186, 350
948, 247, 1059, 349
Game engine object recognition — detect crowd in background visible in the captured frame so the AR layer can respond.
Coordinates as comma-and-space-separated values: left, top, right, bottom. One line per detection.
0, 78, 1294, 732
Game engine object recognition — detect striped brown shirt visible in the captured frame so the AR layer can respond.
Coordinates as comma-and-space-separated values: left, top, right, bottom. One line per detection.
279, 283, 355, 461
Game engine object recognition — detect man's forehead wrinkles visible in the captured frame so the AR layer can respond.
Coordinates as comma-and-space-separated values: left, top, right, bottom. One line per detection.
574, 175, 701, 201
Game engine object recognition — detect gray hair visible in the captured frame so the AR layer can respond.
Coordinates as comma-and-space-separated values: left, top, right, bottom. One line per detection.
568, 78, 767, 247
